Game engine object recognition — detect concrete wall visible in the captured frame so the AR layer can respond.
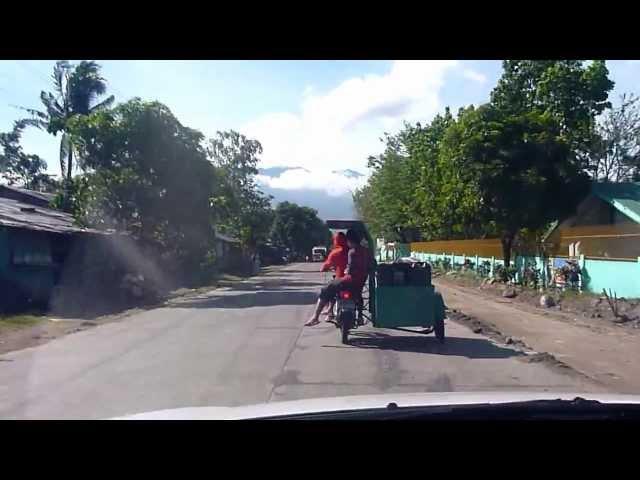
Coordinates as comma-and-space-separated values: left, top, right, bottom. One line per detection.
581, 257, 640, 299
411, 247, 640, 299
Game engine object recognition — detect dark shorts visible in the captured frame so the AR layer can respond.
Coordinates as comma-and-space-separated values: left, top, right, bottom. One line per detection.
319, 278, 351, 302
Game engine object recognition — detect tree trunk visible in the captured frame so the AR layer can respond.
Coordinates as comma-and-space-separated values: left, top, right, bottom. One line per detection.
501, 232, 515, 267
66, 147, 73, 182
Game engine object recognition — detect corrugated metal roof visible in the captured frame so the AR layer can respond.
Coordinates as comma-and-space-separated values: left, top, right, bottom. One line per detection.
0, 197, 104, 234
0, 184, 55, 207
593, 182, 640, 224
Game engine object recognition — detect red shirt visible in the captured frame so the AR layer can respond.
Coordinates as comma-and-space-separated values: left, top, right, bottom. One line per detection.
343, 244, 370, 288
321, 234, 348, 278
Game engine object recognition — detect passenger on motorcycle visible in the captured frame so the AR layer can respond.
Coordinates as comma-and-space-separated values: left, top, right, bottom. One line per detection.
320, 232, 348, 320
305, 229, 369, 327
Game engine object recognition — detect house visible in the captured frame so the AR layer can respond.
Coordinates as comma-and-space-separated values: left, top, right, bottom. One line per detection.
410, 182, 640, 298
542, 182, 640, 297
545, 182, 640, 260
213, 228, 248, 274
0, 195, 105, 311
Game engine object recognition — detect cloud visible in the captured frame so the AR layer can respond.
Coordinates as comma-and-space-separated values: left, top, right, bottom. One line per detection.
243, 60, 483, 195
461, 68, 487, 84
256, 168, 367, 197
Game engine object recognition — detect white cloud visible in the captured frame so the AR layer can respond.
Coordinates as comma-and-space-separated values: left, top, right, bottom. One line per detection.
461, 68, 487, 84
243, 60, 484, 194
256, 168, 367, 197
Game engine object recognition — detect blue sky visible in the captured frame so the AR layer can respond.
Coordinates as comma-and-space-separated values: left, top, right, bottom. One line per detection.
1, 60, 639, 196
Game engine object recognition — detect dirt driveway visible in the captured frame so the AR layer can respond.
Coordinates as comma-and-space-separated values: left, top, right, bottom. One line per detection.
435, 278, 640, 393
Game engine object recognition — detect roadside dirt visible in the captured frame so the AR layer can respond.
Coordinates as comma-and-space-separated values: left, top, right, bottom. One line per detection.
435, 271, 640, 332
0, 308, 154, 356
435, 277, 640, 393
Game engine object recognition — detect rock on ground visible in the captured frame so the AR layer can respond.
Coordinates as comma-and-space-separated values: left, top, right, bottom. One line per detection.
502, 288, 517, 299
540, 295, 556, 308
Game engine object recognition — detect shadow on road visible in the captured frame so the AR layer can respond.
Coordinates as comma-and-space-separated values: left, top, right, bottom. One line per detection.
218, 280, 321, 291
341, 331, 523, 359
171, 290, 318, 309
274, 269, 320, 274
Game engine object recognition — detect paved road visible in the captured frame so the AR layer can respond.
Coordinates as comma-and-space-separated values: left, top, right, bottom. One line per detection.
0, 263, 601, 419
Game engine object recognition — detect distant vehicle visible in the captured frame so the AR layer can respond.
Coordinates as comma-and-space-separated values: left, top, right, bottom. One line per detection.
312, 246, 327, 262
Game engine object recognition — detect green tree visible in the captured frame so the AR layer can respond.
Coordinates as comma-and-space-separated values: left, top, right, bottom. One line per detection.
207, 130, 273, 250
490, 60, 614, 164
407, 107, 485, 241
454, 105, 590, 265
354, 109, 483, 243
67, 99, 219, 271
21, 60, 114, 185
270, 201, 330, 257
0, 120, 53, 191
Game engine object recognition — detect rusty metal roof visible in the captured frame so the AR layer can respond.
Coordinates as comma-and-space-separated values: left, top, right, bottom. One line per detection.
0, 197, 104, 235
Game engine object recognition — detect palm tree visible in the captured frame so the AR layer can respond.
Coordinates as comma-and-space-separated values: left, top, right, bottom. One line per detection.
22, 60, 114, 182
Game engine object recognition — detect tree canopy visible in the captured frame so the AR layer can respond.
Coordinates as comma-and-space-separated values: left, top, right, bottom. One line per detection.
0, 120, 53, 191
270, 201, 330, 257
355, 60, 615, 265
20, 60, 115, 207
589, 94, 640, 182
207, 130, 273, 251
66, 99, 219, 269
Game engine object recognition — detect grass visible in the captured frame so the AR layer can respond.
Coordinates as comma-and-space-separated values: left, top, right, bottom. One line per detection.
0, 313, 46, 333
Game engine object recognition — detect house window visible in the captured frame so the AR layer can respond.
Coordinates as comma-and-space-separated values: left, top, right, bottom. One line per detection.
10, 231, 53, 267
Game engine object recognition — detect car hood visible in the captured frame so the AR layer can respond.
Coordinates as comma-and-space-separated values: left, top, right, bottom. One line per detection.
112, 391, 640, 420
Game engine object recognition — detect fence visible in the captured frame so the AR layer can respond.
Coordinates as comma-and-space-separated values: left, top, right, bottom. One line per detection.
547, 224, 640, 259
410, 237, 640, 298
411, 238, 504, 259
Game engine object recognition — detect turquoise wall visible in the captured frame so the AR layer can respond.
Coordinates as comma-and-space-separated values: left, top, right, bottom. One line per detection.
411, 247, 640, 299
582, 257, 640, 299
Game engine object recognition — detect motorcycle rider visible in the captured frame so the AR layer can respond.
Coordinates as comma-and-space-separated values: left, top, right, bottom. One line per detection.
305, 229, 369, 327
320, 232, 348, 320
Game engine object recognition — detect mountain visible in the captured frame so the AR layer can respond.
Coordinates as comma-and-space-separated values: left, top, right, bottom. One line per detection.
259, 186, 356, 220
331, 169, 364, 178
258, 166, 309, 177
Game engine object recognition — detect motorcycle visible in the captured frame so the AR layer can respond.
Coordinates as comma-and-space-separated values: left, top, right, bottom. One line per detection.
335, 289, 357, 344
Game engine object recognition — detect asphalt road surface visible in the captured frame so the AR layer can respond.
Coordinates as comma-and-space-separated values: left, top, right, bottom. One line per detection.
0, 263, 601, 419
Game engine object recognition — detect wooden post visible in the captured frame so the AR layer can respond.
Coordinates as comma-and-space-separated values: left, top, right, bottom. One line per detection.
491, 256, 495, 277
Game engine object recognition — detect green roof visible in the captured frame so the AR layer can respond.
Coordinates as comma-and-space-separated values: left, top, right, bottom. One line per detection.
592, 182, 640, 225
